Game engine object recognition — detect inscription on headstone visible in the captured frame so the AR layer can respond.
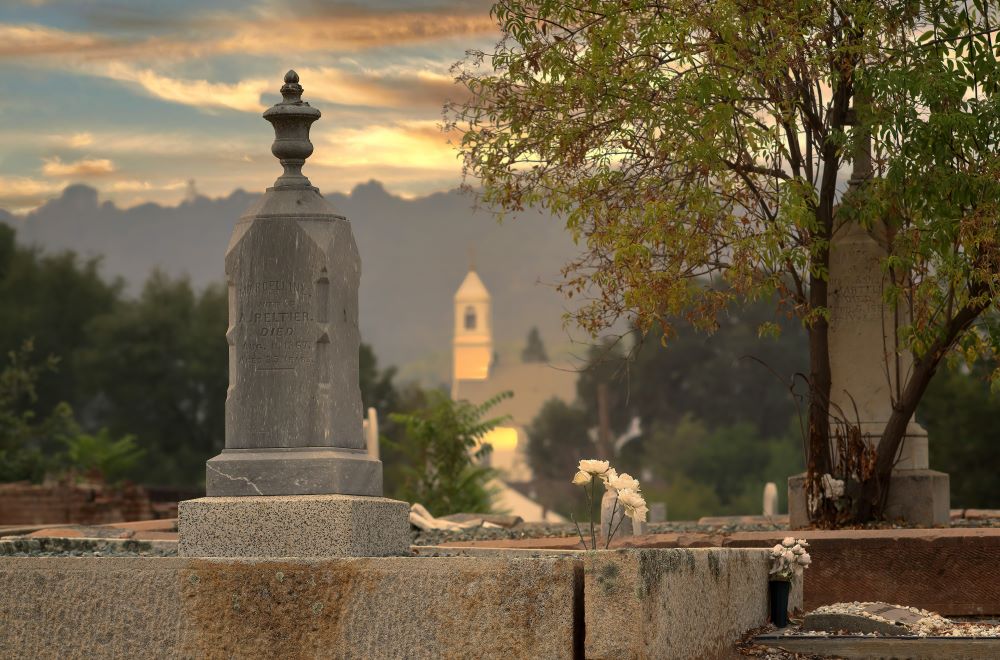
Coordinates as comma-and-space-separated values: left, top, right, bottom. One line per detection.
827, 221, 927, 469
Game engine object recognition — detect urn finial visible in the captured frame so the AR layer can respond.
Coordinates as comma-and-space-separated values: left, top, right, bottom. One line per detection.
263, 70, 322, 189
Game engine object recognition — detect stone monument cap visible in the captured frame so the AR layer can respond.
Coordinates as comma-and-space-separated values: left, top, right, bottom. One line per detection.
263, 70, 322, 190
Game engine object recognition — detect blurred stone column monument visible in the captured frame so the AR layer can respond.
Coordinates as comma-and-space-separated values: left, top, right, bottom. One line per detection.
789, 111, 949, 528
178, 71, 409, 557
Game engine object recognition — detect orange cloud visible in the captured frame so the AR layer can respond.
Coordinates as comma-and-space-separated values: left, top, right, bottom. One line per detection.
0, 23, 117, 58
298, 66, 459, 110
68, 132, 94, 148
313, 120, 460, 173
0, 175, 64, 212
0, 8, 497, 63
214, 11, 497, 55
41, 156, 116, 177
101, 63, 270, 112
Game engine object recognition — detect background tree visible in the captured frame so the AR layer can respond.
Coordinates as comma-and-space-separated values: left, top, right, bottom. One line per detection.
360, 342, 400, 416
521, 326, 549, 362
919, 359, 1000, 508
76, 271, 228, 487
0, 341, 77, 482
0, 224, 121, 414
527, 299, 806, 519
525, 397, 594, 517
575, 338, 633, 452
450, 0, 1000, 524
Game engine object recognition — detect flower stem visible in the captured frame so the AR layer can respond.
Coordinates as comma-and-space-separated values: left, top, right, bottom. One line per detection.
589, 475, 598, 551
605, 494, 623, 549
570, 513, 588, 550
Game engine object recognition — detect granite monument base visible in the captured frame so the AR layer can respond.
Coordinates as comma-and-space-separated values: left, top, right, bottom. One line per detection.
205, 447, 382, 497
178, 494, 410, 557
788, 470, 950, 529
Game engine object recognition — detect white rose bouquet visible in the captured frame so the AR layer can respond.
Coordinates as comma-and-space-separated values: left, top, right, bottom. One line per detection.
769, 537, 812, 581
571, 459, 647, 549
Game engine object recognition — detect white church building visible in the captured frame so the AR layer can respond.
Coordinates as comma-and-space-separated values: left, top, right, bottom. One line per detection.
450, 267, 576, 522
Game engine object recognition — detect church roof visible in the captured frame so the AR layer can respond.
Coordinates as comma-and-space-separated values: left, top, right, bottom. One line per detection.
454, 269, 490, 302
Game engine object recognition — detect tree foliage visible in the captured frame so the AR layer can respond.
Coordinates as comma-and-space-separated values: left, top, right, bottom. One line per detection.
60, 429, 145, 485
524, 397, 595, 516
521, 326, 550, 362
0, 224, 120, 414
450, 0, 1000, 524
76, 271, 228, 486
0, 340, 139, 484
526, 298, 806, 519
0, 341, 77, 482
919, 357, 1000, 507
388, 391, 510, 516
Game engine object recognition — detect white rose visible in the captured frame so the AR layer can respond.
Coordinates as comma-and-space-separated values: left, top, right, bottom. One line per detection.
799, 552, 811, 566
618, 488, 647, 521
600, 467, 619, 485
782, 537, 795, 547
608, 472, 641, 492
772, 544, 783, 554
578, 459, 611, 475
572, 470, 592, 486
796, 539, 808, 547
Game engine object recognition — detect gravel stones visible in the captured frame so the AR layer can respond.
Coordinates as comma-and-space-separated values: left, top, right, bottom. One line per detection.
803, 602, 1000, 638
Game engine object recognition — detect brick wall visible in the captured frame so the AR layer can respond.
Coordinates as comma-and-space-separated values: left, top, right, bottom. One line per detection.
0, 482, 154, 525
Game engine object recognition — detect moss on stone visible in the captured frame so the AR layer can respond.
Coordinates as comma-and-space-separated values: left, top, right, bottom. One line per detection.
707, 551, 722, 580
594, 558, 621, 595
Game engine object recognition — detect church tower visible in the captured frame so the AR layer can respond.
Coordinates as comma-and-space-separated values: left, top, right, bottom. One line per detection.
453, 267, 492, 383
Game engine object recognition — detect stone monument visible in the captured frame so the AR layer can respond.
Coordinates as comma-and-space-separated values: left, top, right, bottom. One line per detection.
178, 71, 410, 557
789, 114, 949, 527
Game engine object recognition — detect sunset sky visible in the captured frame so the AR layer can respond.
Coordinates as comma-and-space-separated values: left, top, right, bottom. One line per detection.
0, 0, 497, 213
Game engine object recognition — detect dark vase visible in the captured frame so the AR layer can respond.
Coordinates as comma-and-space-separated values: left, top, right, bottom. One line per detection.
768, 579, 791, 627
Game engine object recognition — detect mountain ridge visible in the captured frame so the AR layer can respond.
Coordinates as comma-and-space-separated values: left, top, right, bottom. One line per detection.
2, 182, 582, 384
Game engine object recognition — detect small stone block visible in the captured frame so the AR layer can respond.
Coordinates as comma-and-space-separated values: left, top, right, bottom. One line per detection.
178, 495, 410, 558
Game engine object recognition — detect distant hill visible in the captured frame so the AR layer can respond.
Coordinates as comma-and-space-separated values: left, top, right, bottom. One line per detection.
2, 182, 583, 384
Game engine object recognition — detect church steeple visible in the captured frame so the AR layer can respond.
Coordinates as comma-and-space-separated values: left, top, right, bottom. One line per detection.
453, 266, 492, 383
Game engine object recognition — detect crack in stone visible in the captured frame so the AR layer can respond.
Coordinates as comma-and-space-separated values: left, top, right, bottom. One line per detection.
207, 463, 264, 495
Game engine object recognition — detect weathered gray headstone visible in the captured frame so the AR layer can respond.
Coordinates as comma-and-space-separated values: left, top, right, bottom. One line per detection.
763, 482, 778, 517
178, 71, 409, 557
649, 502, 667, 524
600, 490, 647, 543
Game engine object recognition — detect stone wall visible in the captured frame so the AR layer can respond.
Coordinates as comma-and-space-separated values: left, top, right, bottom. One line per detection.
0, 548, 776, 659
0, 556, 581, 660
0, 482, 153, 525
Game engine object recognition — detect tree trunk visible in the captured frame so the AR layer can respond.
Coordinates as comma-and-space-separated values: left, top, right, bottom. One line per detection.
804, 52, 852, 525
596, 382, 615, 460
857, 297, 988, 519
806, 270, 833, 506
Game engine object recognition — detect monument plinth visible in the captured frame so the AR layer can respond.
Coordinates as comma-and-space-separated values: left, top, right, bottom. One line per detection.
179, 71, 409, 557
